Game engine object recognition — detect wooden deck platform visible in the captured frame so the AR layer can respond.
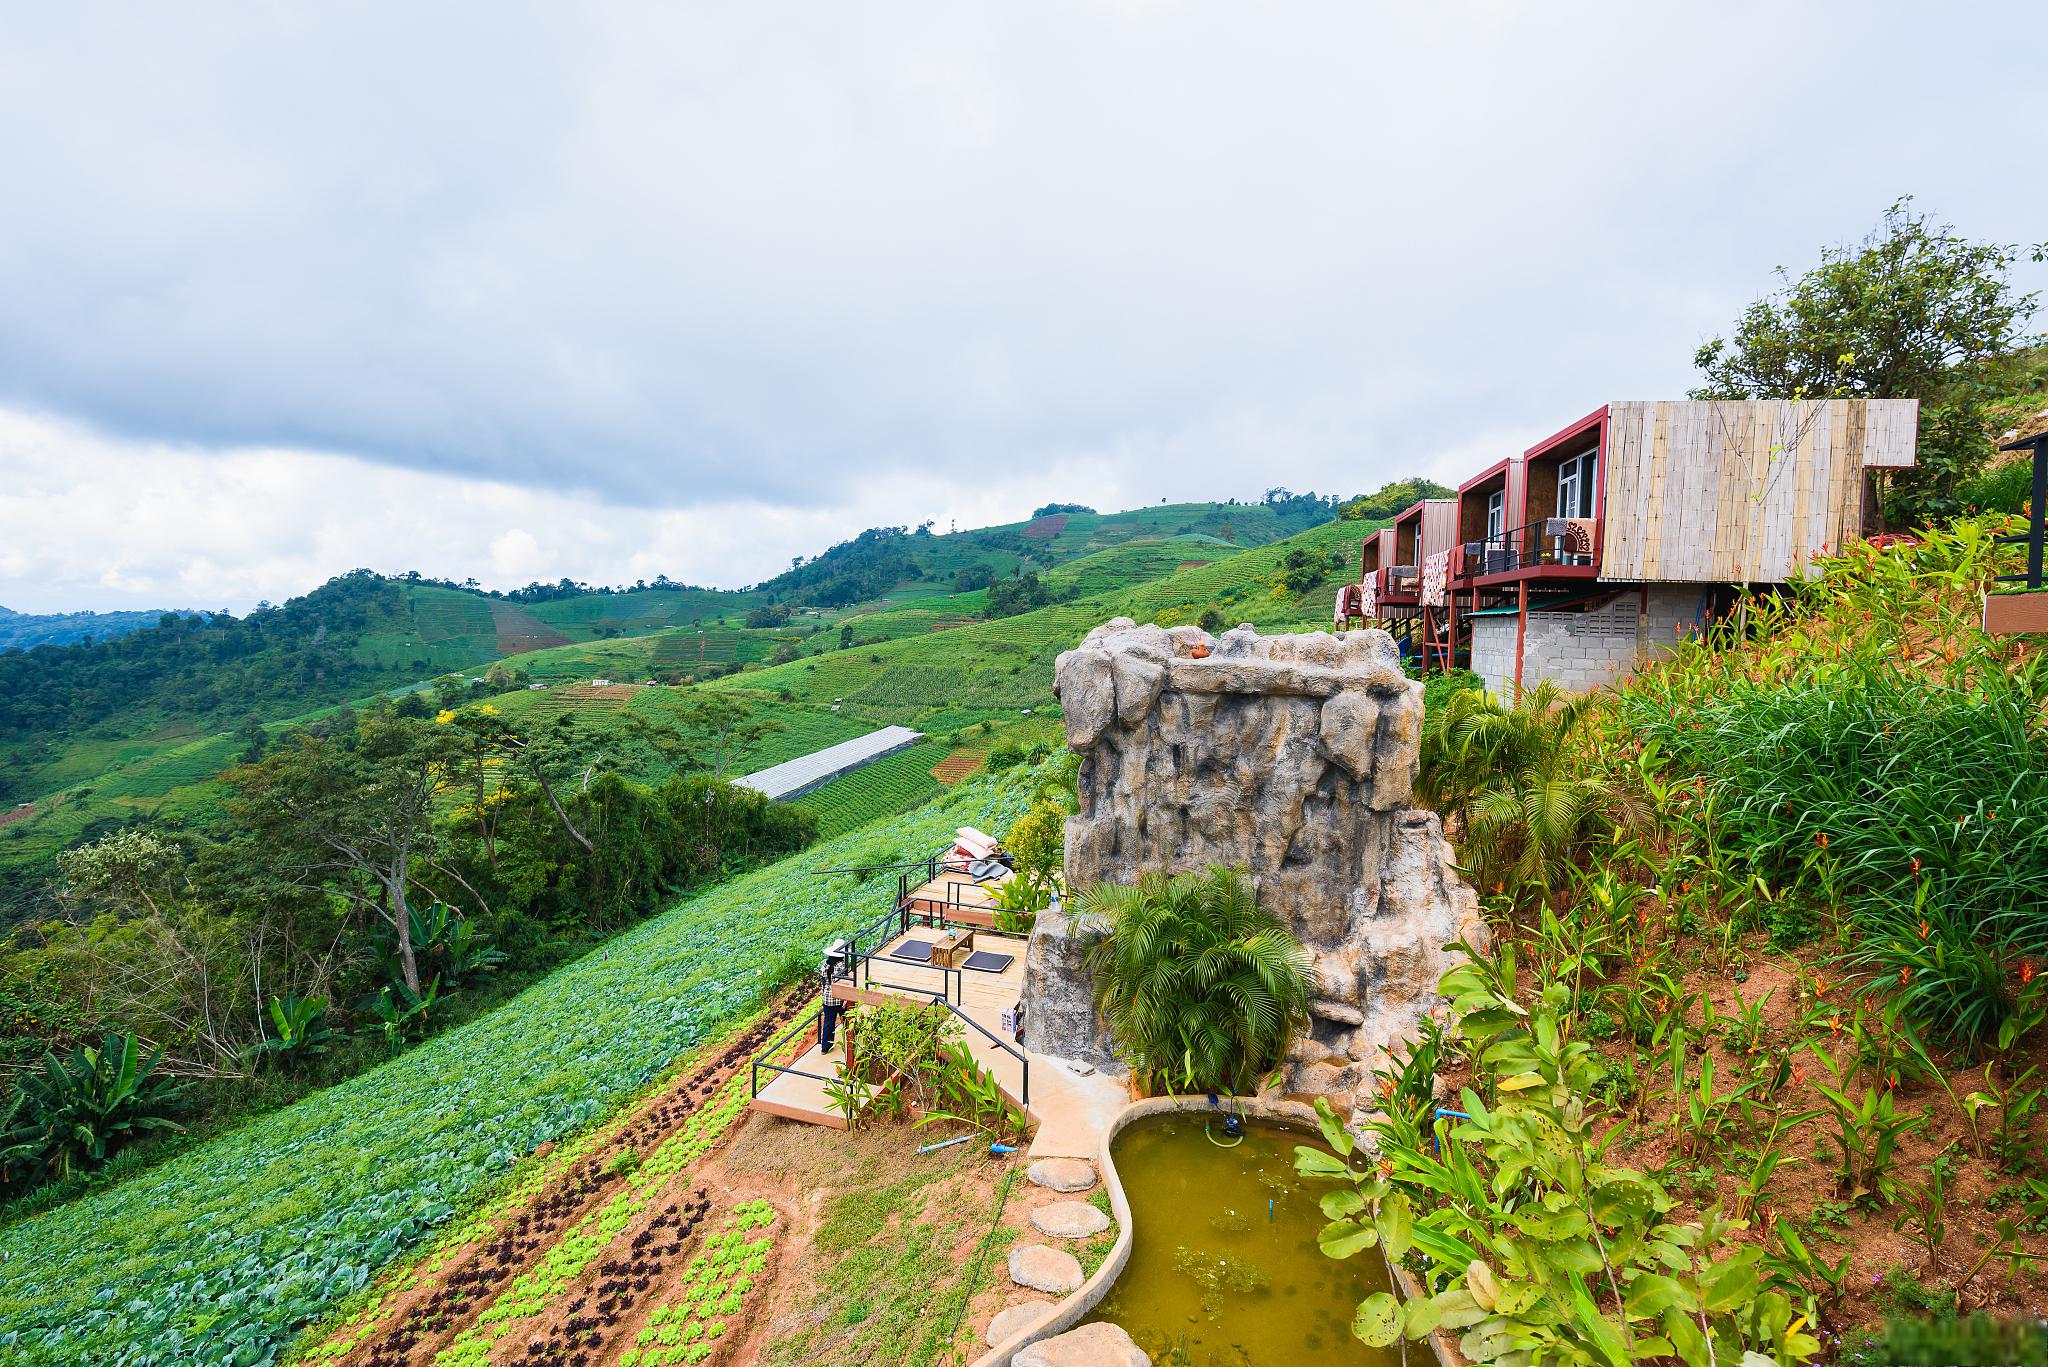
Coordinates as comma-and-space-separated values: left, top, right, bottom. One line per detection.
751, 925, 1029, 1124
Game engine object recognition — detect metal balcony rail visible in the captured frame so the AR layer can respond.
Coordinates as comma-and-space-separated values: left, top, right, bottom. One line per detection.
1458, 516, 1599, 576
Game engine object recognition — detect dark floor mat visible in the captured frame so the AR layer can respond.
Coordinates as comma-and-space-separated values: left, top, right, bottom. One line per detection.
962, 950, 1014, 974
890, 940, 935, 963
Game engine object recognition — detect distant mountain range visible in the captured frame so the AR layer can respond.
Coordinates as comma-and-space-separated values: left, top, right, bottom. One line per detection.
0, 603, 192, 652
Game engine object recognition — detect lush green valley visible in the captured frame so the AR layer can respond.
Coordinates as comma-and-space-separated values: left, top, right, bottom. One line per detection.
0, 494, 1359, 925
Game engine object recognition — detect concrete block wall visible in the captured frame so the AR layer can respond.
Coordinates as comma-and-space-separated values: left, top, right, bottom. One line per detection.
1470, 587, 1703, 700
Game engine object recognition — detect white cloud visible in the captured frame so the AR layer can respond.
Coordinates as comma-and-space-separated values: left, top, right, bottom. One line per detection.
0, 2, 2042, 611
0, 406, 1231, 611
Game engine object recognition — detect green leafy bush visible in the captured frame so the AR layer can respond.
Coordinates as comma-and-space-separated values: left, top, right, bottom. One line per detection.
1297, 948, 1820, 1367
1078, 865, 1311, 1095
1623, 523, 2048, 1047
1422, 680, 1635, 892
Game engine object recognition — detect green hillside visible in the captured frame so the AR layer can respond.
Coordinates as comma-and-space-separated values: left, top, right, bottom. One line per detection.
748, 494, 1338, 607
708, 518, 1371, 734
0, 499, 1362, 921
0, 763, 1046, 1365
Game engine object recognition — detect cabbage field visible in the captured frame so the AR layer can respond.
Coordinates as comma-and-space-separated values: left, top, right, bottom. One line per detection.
0, 765, 1044, 1366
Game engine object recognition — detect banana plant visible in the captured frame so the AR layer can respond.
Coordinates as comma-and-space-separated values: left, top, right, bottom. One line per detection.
256, 993, 334, 1067
0, 1033, 188, 1188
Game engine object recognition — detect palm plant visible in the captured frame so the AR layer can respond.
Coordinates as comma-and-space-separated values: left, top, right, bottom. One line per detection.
1420, 680, 1635, 892
0, 1033, 187, 1190
1077, 865, 1312, 1095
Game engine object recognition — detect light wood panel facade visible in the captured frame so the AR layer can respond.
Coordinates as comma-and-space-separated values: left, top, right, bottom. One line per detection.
1598, 398, 1917, 584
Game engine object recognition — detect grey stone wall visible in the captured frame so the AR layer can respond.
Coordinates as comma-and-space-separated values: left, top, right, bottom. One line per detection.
1019, 618, 1484, 1123
1472, 587, 1703, 700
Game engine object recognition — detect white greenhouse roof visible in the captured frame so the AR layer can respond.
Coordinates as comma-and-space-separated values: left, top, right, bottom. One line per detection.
732, 725, 924, 802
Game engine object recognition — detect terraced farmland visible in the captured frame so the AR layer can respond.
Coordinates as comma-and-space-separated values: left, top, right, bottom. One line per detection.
526, 588, 761, 635
0, 766, 1045, 1366
707, 518, 1374, 734
651, 629, 752, 667
489, 603, 574, 655
408, 589, 497, 648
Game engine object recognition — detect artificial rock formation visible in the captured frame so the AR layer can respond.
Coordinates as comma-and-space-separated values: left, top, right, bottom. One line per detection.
1018, 618, 1484, 1123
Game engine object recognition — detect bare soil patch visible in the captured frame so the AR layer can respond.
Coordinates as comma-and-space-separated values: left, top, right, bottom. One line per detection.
930, 750, 988, 786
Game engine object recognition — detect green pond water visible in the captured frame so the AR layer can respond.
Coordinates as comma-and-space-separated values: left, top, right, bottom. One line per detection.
1084, 1113, 1402, 1367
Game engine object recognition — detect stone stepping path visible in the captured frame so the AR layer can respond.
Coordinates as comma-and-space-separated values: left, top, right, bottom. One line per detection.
1015, 1322, 1151, 1367
1030, 1200, 1110, 1240
986, 1299, 1055, 1347
1026, 1157, 1097, 1193
1008, 1243, 1084, 1295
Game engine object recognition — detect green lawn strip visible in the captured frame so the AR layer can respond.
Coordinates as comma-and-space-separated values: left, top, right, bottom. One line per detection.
764, 1157, 1020, 1367
0, 765, 1045, 1366
1075, 1188, 1118, 1278
622, 1200, 776, 1367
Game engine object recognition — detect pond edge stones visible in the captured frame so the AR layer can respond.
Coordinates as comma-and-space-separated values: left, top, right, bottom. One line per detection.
1023, 619, 1487, 1126
1026, 1157, 1097, 1193
1008, 1242, 1085, 1295
987, 1300, 1056, 1348
1030, 1200, 1111, 1240
1013, 1322, 1151, 1367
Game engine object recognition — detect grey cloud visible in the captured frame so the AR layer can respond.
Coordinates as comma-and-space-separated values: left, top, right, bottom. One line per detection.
0, 2, 2042, 519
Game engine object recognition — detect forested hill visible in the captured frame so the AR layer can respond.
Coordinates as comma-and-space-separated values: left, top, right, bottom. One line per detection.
751, 492, 1347, 608
0, 604, 188, 652
0, 572, 413, 750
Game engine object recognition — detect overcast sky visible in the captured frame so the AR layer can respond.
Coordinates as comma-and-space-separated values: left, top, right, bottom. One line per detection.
2, 2, 2043, 613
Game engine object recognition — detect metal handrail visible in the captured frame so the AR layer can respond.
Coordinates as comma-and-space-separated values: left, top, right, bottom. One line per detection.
1458, 515, 1600, 577
935, 996, 1030, 1107
751, 1006, 829, 1098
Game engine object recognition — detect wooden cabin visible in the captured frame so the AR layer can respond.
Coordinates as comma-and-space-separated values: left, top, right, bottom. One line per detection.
1376, 498, 1457, 608
1344, 398, 1919, 696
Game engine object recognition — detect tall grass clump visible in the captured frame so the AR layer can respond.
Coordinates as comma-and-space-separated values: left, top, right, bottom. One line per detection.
1618, 519, 2048, 1046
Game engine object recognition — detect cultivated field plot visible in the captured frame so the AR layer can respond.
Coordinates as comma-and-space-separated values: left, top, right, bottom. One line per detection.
1021, 512, 1069, 538
490, 602, 574, 656
407, 588, 497, 647
833, 602, 984, 643
528, 588, 761, 637
651, 629, 751, 666
1042, 536, 1228, 597
929, 747, 987, 785
620, 695, 874, 775
95, 733, 239, 800
789, 739, 950, 839
523, 683, 645, 717
0, 768, 1046, 1366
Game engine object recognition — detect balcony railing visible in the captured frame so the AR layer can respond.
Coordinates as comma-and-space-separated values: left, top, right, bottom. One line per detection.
1457, 517, 1599, 578
1378, 564, 1420, 597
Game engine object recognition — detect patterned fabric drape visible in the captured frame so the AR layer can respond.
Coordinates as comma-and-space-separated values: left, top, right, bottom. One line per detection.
1359, 578, 1376, 620
1421, 550, 1450, 607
